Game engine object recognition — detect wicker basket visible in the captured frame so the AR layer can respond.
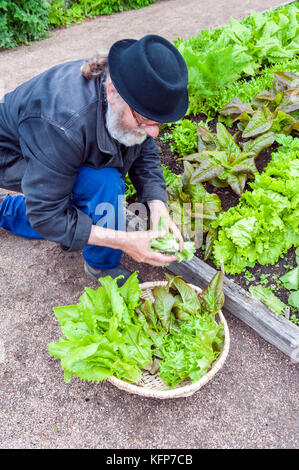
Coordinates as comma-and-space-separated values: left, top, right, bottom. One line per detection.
107, 281, 230, 399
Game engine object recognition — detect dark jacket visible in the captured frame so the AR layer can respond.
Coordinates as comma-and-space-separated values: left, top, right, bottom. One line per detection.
0, 59, 167, 251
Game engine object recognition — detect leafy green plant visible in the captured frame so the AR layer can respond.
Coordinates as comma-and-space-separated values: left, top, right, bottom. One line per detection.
0, 0, 157, 48
249, 284, 288, 316
219, 72, 299, 139
48, 0, 157, 28
48, 272, 153, 383
0, 0, 51, 49
164, 119, 198, 157
175, 4, 299, 116
150, 216, 196, 263
138, 271, 225, 387
259, 273, 270, 286
201, 57, 299, 119
290, 314, 299, 325
212, 135, 299, 273
244, 270, 255, 285
280, 248, 299, 310
167, 161, 222, 259
182, 123, 275, 195
49, 270, 225, 387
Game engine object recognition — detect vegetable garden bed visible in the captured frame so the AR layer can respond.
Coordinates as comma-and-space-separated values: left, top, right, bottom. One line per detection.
156, 124, 299, 358
133, 3, 299, 358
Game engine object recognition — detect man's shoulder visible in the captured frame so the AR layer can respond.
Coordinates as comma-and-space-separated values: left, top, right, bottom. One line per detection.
15, 60, 101, 127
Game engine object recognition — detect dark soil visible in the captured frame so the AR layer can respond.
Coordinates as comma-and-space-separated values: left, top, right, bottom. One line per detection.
154, 115, 299, 323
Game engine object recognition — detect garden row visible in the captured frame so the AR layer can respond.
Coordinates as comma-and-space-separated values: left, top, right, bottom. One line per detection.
0, 0, 157, 49
125, 3, 299, 352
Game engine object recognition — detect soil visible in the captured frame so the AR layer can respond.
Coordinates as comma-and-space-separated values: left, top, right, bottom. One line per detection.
152, 114, 299, 322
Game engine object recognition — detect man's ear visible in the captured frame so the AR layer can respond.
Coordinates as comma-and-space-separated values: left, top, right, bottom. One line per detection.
106, 80, 118, 104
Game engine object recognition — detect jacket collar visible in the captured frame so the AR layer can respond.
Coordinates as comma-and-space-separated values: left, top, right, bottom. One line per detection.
96, 75, 119, 155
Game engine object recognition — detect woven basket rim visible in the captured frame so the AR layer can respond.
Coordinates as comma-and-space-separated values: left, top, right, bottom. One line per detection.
107, 280, 230, 399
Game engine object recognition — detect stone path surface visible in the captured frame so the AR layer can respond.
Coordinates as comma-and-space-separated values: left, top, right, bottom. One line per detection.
0, 0, 298, 449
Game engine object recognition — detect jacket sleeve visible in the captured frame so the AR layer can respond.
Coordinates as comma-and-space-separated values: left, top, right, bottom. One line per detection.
18, 117, 92, 252
128, 137, 167, 203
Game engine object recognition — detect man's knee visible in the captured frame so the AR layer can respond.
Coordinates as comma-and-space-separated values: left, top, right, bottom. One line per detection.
72, 166, 125, 201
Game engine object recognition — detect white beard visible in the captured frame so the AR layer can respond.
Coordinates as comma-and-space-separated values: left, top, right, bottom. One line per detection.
105, 101, 147, 147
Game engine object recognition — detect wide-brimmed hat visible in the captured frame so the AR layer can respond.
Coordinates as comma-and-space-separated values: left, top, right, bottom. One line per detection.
108, 34, 189, 123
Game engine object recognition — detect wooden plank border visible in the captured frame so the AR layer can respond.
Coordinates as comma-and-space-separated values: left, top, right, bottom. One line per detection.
167, 256, 299, 359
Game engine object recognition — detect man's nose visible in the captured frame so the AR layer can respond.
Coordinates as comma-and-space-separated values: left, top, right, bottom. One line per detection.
144, 125, 160, 138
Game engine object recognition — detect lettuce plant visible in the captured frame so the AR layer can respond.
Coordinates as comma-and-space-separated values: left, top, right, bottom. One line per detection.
150, 216, 196, 263
212, 135, 299, 274
219, 72, 299, 138
166, 161, 222, 259
249, 285, 287, 316
165, 119, 198, 157
182, 123, 275, 196
280, 248, 299, 309
175, 4, 299, 116
137, 272, 225, 387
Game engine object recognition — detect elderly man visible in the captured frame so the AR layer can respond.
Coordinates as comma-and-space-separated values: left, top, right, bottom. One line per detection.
0, 35, 188, 284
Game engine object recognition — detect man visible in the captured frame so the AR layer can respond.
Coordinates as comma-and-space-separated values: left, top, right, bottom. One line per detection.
0, 35, 189, 284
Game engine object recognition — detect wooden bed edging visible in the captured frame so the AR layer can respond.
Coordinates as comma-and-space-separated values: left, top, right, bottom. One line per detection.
167, 256, 299, 359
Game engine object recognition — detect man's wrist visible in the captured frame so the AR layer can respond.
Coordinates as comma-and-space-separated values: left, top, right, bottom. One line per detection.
147, 199, 166, 209
88, 225, 127, 250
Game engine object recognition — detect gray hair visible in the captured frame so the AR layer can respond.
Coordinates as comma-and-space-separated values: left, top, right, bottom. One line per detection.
80, 53, 109, 84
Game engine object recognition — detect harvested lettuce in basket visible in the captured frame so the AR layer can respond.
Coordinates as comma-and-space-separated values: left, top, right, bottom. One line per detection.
49, 269, 225, 388
150, 216, 196, 262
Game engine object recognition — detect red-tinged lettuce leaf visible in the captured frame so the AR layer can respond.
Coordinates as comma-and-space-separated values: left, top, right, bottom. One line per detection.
216, 122, 241, 158
165, 274, 202, 314
219, 97, 254, 116
274, 71, 299, 90
199, 271, 225, 316
204, 228, 218, 260
226, 172, 247, 196
241, 132, 276, 156
189, 162, 224, 184
197, 125, 219, 150
242, 107, 273, 138
278, 89, 299, 113
209, 177, 229, 188
270, 109, 297, 134
231, 158, 258, 175
143, 299, 159, 330
153, 286, 176, 332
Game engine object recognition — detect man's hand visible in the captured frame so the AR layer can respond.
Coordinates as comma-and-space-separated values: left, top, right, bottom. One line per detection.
88, 225, 177, 267
147, 199, 184, 251
120, 230, 178, 266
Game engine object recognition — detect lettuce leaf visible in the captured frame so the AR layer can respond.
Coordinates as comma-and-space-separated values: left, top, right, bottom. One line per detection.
49, 273, 153, 383
150, 216, 196, 262
249, 285, 287, 315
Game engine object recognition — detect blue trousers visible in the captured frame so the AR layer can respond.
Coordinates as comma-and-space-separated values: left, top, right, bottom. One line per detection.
0, 166, 125, 269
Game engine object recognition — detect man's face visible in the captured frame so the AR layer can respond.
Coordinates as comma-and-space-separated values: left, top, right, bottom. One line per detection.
105, 81, 162, 147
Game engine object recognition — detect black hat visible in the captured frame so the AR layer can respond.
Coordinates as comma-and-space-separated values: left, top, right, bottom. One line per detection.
108, 34, 189, 123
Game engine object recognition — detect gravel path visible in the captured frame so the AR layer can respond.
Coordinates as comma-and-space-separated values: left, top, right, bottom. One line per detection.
0, 0, 298, 449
